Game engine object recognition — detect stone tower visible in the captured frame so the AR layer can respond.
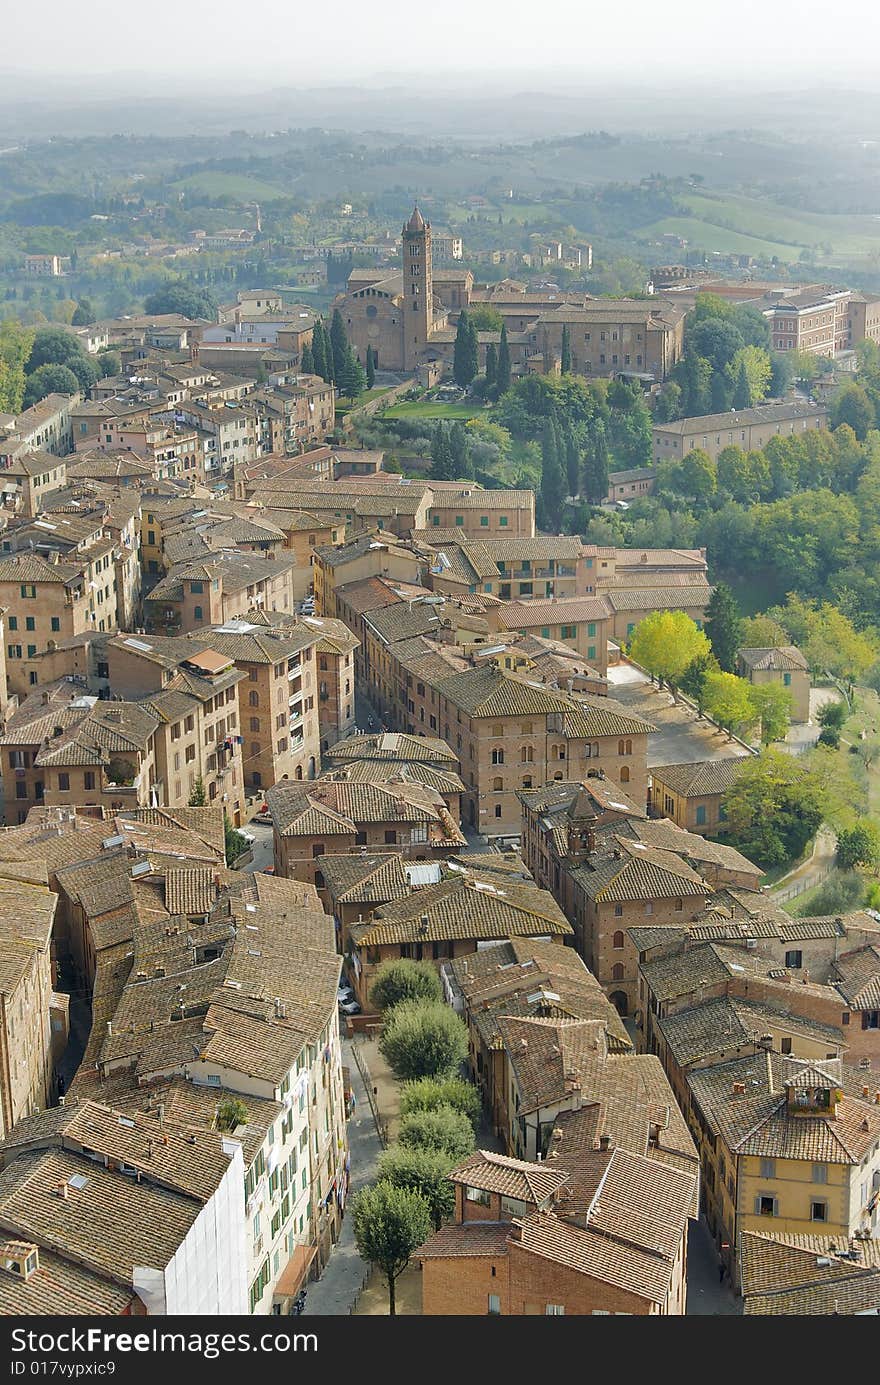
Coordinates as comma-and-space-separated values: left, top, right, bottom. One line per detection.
401, 205, 433, 371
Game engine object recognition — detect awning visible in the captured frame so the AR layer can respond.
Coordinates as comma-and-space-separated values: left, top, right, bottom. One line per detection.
274, 1244, 317, 1300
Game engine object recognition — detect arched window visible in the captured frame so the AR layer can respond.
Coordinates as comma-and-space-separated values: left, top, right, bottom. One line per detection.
492, 748, 504, 765
493, 777, 503, 792
249, 691, 259, 708
612, 963, 625, 982
618, 739, 625, 756
612, 930, 625, 950
620, 766, 630, 783
553, 770, 564, 781
522, 775, 533, 789
521, 746, 534, 763
295, 766, 303, 780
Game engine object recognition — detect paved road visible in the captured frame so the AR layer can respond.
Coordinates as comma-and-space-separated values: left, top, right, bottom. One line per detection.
242, 820, 274, 874
607, 664, 748, 768
303, 1040, 384, 1316
686, 1218, 741, 1315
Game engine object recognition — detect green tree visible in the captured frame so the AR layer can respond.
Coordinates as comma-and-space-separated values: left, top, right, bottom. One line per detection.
769, 595, 878, 686
430, 422, 455, 480
539, 415, 565, 530
562, 420, 579, 498
703, 671, 757, 738
581, 420, 609, 503
751, 682, 793, 746
484, 341, 497, 391
365, 345, 376, 389
188, 776, 207, 807
399, 1076, 481, 1128
654, 380, 683, 423
468, 305, 503, 331
453, 311, 478, 388
0, 321, 36, 412
300, 341, 315, 374
672, 351, 712, 416
330, 308, 349, 383
495, 322, 511, 396
216, 1096, 249, 1132
837, 820, 880, 870
143, 283, 218, 319
27, 327, 100, 392
23, 363, 80, 408
722, 748, 826, 869
561, 323, 571, 375
376, 1145, 456, 1232
351, 1181, 432, 1315
679, 650, 720, 715
628, 610, 711, 696
831, 383, 875, 441
379, 1000, 468, 1080
732, 355, 753, 409
398, 1105, 476, 1162
449, 421, 471, 478
817, 700, 846, 731
679, 448, 716, 503
370, 959, 442, 1012
740, 614, 789, 647
313, 318, 334, 383
71, 299, 95, 327
339, 344, 367, 400
704, 582, 743, 673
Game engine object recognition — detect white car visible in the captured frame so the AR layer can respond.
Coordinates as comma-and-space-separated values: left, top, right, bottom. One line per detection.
339, 998, 361, 1016
239, 830, 256, 846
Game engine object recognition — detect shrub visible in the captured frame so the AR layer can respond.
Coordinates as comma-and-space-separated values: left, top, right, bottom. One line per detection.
370, 959, 442, 1013
216, 1096, 248, 1132
794, 870, 864, 916
399, 1076, 481, 1128
398, 1104, 476, 1162
379, 999, 468, 1080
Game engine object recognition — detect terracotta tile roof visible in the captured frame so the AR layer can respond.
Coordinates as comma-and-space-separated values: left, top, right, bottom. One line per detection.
322, 758, 465, 796
326, 732, 457, 764
449, 1150, 570, 1203
687, 1053, 880, 1162
832, 945, 880, 1010
417, 1221, 512, 1260
267, 778, 463, 841
164, 867, 219, 917
319, 853, 410, 907
741, 1231, 880, 1315
573, 843, 708, 904
738, 645, 808, 673
627, 819, 760, 876
511, 1210, 676, 1303
650, 757, 751, 798
656, 995, 843, 1068
501, 596, 612, 630
559, 692, 654, 739
352, 875, 571, 948
436, 667, 575, 718
0, 1243, 134, 1316
605, 584, 712, 612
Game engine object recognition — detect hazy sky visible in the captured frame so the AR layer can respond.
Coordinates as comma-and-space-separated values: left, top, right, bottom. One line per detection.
5, 0, 880, 81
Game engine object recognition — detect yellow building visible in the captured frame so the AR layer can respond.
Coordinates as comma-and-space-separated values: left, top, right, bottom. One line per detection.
687, 1054, 880, 1288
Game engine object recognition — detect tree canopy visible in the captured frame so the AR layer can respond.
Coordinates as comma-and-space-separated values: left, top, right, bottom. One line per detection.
351, 1181, 432, 1315
369, 960, 443, 1013
628, 610, 711, 694
378, 999, 468, 1081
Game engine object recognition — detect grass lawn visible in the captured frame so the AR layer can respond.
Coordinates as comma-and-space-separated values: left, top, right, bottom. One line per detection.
382, 400, 482, 421
636, 216, 797, 260
335, 386, 394, 416
170, 171, 288, 201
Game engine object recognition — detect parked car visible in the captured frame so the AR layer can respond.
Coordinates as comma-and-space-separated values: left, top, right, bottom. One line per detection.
239, 830, 256, 846
339, 997, 361, 1016
337, 985, 354, 1004
252, 803, 273, 824
262, 865, 275, 875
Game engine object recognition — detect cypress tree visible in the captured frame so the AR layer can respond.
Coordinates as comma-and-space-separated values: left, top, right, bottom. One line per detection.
330, 308, 348, 383
582, 420, 610, 503
563, 421, 579, 499
733, 357, 752, 409
710, 369, 732, 413
449, 421, 470, 479
311, 320, 330, 382
561, 323, 571, 375
300, 341, 315, 375
453, 311, 477, 387
540, 416, 565, 532
484, 341, 497, 391
430, 423, 455, 480
704, 582, 743, 673
495, 322, 511, 396
366, 346, 376, 389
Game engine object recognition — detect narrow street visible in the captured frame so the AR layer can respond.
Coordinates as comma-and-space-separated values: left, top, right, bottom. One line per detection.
303, 1039, 385, 1316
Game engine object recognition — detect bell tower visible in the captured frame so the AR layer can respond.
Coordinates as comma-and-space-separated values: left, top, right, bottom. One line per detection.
402, 205, 433, 371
